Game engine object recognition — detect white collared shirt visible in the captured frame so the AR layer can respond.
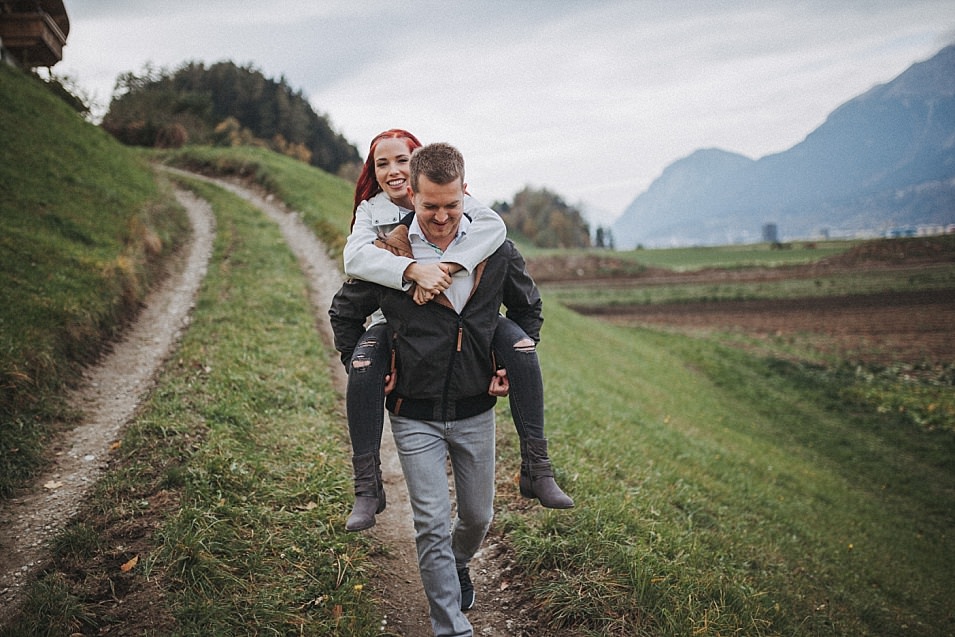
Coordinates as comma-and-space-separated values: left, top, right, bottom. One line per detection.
408, 215, 474, 313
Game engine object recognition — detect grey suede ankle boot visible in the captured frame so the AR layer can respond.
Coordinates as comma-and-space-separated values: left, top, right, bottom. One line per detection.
345, 452, 386, 531
519, 438, 574, 509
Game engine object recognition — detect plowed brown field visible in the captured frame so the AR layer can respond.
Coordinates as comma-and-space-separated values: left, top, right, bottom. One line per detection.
529, 237, 955, 366
572, 288, 955, 365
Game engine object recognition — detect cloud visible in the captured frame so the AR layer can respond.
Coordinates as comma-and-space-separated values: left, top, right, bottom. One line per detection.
62, 1, 955, 224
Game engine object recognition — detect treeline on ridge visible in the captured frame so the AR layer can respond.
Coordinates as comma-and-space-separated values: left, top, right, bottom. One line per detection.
101, 61, 360, 176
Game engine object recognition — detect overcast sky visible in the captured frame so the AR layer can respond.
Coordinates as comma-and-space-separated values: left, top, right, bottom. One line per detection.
59, 1, 955, 225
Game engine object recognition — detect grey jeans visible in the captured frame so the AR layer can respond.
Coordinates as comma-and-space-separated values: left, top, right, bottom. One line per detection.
390, 409, 496, 637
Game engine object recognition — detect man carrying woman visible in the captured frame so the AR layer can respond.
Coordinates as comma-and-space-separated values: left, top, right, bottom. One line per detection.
330, 142, 550, 635
338, 129, 573, 534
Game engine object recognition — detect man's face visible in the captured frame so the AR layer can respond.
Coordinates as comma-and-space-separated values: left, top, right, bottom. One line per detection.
411, 175, 466, 248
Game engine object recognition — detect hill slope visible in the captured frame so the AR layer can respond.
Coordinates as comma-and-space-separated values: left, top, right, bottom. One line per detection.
0, 63, 189, 490
613, 44, 955, 248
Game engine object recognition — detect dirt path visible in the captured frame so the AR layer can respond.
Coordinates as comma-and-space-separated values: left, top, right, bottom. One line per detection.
0, 170, 529, 634
0, 188, 215, 624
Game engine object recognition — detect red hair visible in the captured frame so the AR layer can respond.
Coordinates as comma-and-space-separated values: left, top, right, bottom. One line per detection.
352, 129, 423, 227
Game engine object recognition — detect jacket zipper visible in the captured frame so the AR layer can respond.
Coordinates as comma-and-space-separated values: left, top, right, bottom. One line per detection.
441, 315, 463, 421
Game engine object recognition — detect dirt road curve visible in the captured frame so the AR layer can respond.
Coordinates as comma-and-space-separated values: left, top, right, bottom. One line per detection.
0, 172, 531, 636
0, 188, 215, 623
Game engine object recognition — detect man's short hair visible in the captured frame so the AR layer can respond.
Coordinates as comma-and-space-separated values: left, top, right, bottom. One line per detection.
410, 143, 465, 191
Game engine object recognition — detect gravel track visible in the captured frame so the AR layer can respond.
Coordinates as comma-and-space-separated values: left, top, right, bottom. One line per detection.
0, 187, 214, 624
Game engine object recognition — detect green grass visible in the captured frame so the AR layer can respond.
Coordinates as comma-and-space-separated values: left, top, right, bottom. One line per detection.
491, 302, 955, 635
617, 241, 855, 271
4, 176, 380, 635
527, 241, 854, 269
0, 65, 190, 495
546, 262, 955, 308
149, 178, 377, 634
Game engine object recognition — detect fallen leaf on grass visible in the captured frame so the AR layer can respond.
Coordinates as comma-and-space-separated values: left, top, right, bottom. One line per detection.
120, 555, 139, 573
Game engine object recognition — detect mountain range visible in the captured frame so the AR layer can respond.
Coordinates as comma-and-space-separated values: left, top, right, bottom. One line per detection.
611, 44, 955, 248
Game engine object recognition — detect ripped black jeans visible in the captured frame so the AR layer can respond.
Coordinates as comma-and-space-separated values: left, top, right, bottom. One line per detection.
344, 317, 545, 456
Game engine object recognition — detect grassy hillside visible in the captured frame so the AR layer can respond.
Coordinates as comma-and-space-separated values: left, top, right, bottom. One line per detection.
1, 68, 379, 633
497, 302, 954, 634
0, 65, 190, 493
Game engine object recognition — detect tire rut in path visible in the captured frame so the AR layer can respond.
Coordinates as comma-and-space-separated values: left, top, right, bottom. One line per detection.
0, 188, 215, 624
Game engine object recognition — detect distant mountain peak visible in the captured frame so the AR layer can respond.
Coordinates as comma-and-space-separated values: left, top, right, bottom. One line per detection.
879, 43, 955, 99
612, 44, 955, 248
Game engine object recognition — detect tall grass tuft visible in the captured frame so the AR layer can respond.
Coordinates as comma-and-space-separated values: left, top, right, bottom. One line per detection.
16, 574, 94, 636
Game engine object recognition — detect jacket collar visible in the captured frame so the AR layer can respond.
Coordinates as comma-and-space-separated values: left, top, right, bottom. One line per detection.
367, 192, 409, 227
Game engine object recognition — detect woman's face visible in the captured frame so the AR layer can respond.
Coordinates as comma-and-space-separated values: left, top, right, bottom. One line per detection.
373, 137, 414, 206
